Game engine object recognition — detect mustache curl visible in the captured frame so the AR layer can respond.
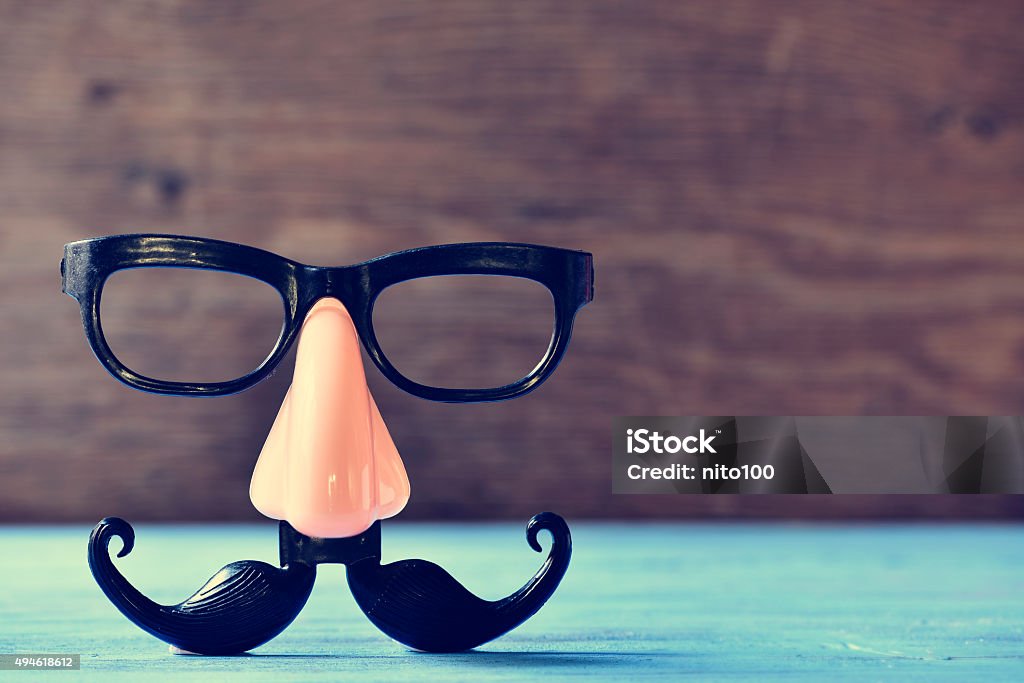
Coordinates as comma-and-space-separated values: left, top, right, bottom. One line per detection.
88, 517, 316, 655
347, 511, 571, 652
88, 513, 571, 655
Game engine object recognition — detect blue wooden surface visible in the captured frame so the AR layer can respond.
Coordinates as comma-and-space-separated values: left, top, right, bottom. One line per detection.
0, 523, 1021, 680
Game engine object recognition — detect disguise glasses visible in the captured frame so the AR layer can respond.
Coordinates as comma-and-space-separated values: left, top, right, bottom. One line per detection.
62, 234, 594, 401
65, 234, 593, 655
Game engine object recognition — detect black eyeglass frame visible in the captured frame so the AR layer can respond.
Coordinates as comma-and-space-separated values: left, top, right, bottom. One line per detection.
62, 234, 593, 402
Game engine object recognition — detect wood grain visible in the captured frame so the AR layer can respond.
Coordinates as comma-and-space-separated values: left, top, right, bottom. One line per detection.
2, 1, 1024, 521
2, 524, 1022, 678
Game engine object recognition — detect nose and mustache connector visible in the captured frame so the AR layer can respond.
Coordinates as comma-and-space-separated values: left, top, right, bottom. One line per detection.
88, 298, 572, 654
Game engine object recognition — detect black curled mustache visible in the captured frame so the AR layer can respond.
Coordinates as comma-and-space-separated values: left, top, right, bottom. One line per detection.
88, 513, 571, 655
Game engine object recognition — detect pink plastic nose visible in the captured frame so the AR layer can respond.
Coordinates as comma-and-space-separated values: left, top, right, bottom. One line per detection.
249, 298, 410, 538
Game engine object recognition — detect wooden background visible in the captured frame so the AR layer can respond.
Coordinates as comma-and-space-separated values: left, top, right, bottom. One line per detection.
2, 0, 1024, 522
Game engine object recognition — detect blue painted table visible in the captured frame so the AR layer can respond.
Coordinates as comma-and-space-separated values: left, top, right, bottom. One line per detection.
0, 523, 1021, 680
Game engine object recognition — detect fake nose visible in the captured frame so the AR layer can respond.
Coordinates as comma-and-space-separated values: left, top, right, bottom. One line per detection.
249, 298, 410, 538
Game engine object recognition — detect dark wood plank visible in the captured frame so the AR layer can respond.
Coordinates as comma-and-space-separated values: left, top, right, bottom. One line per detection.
1, 1, 1024, 521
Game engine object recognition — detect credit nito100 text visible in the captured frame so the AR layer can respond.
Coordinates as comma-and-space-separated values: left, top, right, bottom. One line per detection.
626, 463, 775, 482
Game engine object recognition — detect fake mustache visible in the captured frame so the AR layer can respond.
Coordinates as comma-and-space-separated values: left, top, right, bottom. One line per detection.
88, 513, 571, 655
